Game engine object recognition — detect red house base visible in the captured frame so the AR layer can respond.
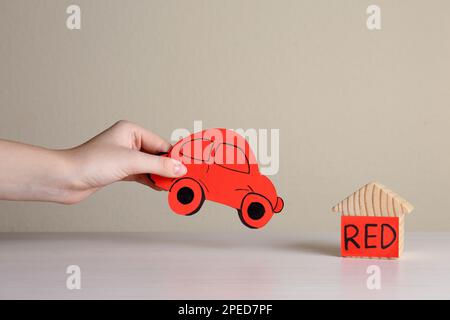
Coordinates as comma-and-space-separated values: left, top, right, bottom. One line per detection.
341, 216, 399, 258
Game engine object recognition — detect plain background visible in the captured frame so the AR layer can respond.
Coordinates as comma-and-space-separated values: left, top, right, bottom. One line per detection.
0, 0, 449, 232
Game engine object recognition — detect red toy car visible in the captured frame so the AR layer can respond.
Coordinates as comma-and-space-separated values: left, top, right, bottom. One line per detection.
149, 128, 284, 229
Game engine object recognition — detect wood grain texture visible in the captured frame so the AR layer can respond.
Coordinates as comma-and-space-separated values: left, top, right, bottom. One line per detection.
332, 182, 414, 217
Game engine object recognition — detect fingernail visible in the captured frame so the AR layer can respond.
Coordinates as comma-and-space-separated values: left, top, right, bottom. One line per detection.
173, 160, 187, 176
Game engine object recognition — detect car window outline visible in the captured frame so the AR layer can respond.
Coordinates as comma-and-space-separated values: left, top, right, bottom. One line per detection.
213, 142, 250, 174
179, 138, 214, 162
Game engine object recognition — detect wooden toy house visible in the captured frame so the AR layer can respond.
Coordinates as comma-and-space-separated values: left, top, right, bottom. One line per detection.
332, 182, 414, 259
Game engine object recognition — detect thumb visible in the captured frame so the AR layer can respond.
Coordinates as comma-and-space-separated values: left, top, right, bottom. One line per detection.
129, 151, 187, 178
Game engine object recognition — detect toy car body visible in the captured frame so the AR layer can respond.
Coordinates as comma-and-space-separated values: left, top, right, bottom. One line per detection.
149, 128, 284, 228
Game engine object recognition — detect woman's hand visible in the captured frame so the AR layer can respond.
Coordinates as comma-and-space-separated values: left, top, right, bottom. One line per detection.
0, 120, 187, 204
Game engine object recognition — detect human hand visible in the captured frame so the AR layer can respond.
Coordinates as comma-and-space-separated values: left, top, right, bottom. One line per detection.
0, 120, 187, 204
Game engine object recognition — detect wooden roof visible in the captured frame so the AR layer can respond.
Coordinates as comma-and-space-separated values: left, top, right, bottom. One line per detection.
332, 182, 414, 217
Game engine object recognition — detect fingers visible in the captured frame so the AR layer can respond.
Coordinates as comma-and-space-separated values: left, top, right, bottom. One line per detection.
129, 151, 187, 178
123, 174, 164, 191
139, 128, 171, 154
113, 120, 171, 154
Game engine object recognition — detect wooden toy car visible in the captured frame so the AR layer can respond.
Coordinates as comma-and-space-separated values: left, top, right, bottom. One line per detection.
149, 128, 284, 229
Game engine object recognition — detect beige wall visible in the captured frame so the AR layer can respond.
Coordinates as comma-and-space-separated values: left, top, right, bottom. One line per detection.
1, 0, 449, 232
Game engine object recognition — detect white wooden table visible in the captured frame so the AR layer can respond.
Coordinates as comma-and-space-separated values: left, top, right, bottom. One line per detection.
0, 232, 447, 299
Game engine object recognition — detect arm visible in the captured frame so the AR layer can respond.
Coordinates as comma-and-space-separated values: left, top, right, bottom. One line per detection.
0, 120, 187, 204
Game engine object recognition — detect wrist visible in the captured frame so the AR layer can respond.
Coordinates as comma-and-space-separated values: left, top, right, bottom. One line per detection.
50, 149, 88, 204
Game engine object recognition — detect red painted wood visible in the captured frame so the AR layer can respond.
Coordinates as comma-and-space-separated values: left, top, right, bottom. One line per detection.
341, 216, 399, 258
150, 129, 284, 229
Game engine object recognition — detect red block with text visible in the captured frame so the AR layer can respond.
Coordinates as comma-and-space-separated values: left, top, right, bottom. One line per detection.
341, 216, 399, 258
333, 182, 414, 259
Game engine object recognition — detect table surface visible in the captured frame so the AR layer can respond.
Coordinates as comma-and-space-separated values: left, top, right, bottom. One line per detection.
0, 232, 448, 299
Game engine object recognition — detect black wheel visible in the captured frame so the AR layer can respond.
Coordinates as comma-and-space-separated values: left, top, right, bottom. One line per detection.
168, 178, 205, 216
238, 193, 274, 229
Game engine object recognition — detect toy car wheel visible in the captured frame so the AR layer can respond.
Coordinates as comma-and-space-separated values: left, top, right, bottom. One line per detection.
238, 193, 274, 229
168, 178, 205, 216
